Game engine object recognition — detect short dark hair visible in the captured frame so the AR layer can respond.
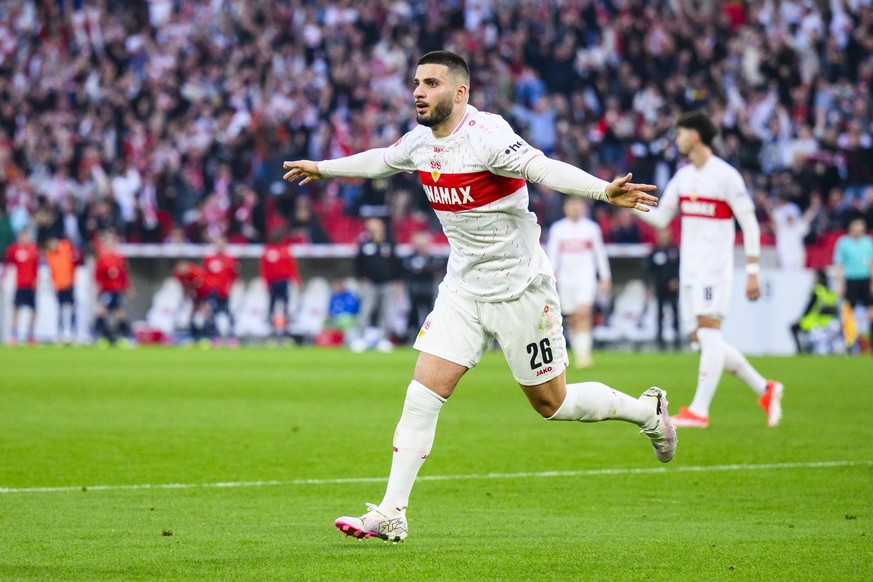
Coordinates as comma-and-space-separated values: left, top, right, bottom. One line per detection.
676, 110, 718, 146
417, 51, 470, 85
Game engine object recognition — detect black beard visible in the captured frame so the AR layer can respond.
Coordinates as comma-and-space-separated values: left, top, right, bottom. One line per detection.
416, 98, 454, 127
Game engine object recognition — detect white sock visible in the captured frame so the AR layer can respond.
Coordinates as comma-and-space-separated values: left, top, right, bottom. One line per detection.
380, 380, 445, 512
18, 307, 33, 342
572, 331, 592, 360
689, 328, 725, 417
723, 341, 767, 396
548, 382, 653, 427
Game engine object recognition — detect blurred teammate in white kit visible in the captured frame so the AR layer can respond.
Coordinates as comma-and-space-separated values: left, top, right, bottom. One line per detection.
637, 111, 783, 429
547, 196, 611, 368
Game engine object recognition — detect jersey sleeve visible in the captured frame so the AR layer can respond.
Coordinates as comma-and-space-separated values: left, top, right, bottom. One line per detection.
637, 177, 679, 228
469, 115, 609, 200
467, 114, 541, 177
318, 132, 418, 179
725, 168, 761, 259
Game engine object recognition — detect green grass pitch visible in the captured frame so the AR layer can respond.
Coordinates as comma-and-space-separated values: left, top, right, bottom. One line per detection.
1, 346, 871, 580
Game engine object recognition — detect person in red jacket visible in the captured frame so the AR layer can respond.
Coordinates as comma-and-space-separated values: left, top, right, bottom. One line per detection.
203, 235, 239, 344
173, 259, 213, 344
1, 227, 39, 345
260, 233, 301, 338
93, 230, 132, 345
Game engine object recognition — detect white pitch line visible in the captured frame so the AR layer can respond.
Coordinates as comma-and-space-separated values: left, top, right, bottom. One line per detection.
1, 460, 870, 495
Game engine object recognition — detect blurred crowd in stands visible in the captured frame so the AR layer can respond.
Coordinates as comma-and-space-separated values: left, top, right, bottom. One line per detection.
0, 0, 872, 265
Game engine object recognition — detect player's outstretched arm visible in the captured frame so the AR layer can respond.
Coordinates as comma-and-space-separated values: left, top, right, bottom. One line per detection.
518, 154, 655, 207
604, 173, 658, 212
282, 160, 324, 186
284, 146, 410, 183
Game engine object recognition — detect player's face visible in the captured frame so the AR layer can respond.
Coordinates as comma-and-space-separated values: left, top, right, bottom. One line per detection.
413, 64, 458, 128
675, 127, 696, 155
564, 198, 585, 221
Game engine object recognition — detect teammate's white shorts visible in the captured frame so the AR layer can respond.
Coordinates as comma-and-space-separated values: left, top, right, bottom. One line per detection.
556, 277, 597, 314
680, 276, 731, 332
413, 275, 568, 386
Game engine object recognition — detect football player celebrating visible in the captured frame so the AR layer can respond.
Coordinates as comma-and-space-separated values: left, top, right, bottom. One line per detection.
284, 51, 676, 542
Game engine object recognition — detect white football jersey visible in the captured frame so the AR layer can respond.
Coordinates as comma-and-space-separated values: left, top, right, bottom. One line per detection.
651, 156, 755, 283
377, 105, 551, 301
546, 216, 610, 287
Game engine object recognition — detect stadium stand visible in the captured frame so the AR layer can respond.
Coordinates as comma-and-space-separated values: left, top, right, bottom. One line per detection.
1, 0, 872, 350
2, 0, 871, 250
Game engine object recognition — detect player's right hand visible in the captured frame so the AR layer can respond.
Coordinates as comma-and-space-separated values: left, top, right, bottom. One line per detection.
282, 160, 324, 185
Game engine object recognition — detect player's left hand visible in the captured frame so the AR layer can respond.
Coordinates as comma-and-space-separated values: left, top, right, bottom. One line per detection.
746, 274, 761, 301
605, 173, 658, 212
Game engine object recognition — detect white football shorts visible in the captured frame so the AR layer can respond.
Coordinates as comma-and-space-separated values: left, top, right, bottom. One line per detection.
414, 275, 568, 386
680, 276, 731, 332
556, 276, 597, 314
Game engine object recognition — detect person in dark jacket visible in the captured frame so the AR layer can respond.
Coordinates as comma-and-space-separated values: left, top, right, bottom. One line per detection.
402, 231, 440, 343
644, 227, 681, 350
353, 217, 403, 351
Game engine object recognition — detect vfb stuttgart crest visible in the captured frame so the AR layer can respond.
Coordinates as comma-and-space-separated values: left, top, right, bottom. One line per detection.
430, 160, 441, 182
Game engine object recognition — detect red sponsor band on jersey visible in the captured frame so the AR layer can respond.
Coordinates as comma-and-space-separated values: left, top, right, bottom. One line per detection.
417, 170, 525, 212
559, 239, 594, 252
679, 195, 734, 220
